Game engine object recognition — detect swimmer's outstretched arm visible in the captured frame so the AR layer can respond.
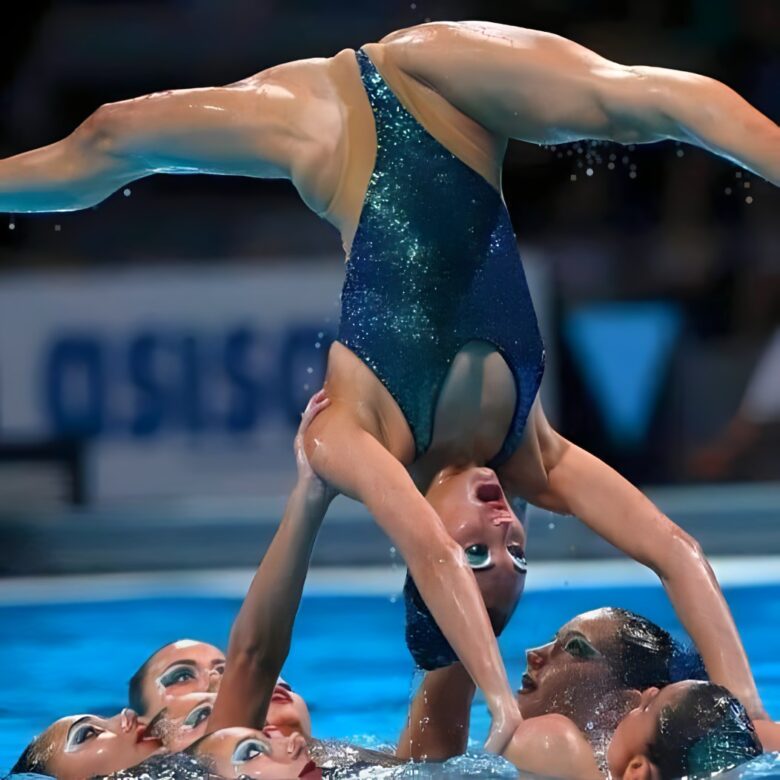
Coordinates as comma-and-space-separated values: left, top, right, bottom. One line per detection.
0, 61, 330, 213
397, 662, 474, 760
383, 22, 780, 185
209, 391, 334, 732
303, 401, 522, 753
502, 399, 767, 720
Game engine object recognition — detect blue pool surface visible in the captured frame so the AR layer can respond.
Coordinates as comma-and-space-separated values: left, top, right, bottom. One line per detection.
1, 582, 779, 776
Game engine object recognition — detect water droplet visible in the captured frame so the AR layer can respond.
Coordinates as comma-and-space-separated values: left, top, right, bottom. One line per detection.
735, 171, 742, 178
314, 342, 321, 349
609, 153, 616, 161
317, 331, 324, 339
306, 367, 314, 374
629, 171, 637, 179
54, 224, 61, 231
566, 150, 573, 157
676, 149, 684, 157
607, 162, 615, 170
123, 188, 132, 197
629, 163, 637, 170
303, 383, 310, 391
8, 222, 15, 230
725, 187, 732, 195
389, 594, 398, 604
586, 168, 594, 177
548, 522, 556, 530
410, 1, 416, 7
743, 181, 751, 189
745, 196, 753, 204
570, 174, 577, 182
622, 156, 629, 165
586, 721, 595, 731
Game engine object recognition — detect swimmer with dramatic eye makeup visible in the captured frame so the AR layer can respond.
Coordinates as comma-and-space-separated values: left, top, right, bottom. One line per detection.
128, 639, 226, 717
187, 727, 321, 780
4, 20, 777, 751
10, 709, 163, 780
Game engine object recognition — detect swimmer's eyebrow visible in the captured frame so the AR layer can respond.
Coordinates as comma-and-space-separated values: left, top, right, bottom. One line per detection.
66, 716, 92, 744
210, 658, 226, 667
160, 659, 198, 674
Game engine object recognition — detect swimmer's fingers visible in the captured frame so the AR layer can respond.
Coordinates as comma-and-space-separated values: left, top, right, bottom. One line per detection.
294, 389, 335, 501
298, 389, 331, 436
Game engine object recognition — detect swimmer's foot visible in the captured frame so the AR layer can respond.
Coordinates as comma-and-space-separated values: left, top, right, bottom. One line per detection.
484, 708, 522, 755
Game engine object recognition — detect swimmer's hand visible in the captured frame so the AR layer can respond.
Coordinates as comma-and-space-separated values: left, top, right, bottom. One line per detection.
295, 389, 337, 506
484, 703, 523, 755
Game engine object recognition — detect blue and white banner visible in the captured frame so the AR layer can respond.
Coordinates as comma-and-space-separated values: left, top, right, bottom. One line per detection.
0, 254, 552, 502
0, 261, 343, 500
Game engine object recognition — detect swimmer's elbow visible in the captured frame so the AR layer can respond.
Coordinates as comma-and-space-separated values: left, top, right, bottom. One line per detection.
653, 525, 708, 581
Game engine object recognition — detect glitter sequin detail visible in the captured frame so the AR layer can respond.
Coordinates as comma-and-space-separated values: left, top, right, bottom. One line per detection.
338, 49, 545, 466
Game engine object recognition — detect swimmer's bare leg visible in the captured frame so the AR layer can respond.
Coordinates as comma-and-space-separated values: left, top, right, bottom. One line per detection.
383, 23, 779, 184
0, 62, 334, 214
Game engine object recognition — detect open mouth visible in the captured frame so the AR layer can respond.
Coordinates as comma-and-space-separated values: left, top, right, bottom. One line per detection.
475, 481, 503, 503
519, 673, 537, 693
298, 760, 320, 779
271, 686, 293, 704
136, 724, 163, 747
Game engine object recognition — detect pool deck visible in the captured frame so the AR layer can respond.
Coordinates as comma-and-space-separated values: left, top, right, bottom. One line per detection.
0, 481, 778, 577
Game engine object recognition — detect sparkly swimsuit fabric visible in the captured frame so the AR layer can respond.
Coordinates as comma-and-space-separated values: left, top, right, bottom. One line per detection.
338, 49, 545, 466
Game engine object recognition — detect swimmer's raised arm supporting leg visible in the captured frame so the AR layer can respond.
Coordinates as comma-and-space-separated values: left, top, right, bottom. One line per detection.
501, 399, 767, 720
209, 392, 334, 732
397, 663, 475, 761
0, 73, 308, 213
385, 22, 780, 185
303, 402, 522, 754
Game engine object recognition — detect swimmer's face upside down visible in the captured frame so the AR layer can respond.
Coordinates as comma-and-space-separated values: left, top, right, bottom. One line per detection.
188, 726, 320, 780
11, 709, 163, 780
2, 18, 778, 757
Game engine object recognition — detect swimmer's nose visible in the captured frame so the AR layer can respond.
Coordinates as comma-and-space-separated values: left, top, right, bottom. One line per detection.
207, 668, 221, 692
638, 687, 660, 709
526, 643, 549, 670
118, 708, 139, 734
287, 732, 306, 760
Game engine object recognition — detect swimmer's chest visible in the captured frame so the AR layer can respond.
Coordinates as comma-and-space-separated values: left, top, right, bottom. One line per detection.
328, 340, 516, 472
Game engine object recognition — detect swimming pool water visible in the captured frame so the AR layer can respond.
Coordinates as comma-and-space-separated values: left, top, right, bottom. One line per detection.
1, 582, 778, 776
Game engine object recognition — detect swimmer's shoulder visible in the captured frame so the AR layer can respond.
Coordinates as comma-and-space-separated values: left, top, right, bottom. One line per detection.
503, 714, 603, 780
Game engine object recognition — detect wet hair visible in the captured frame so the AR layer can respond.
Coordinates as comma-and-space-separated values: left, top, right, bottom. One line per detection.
403, 574, 506, 670
10, 733, 51, 777
647, 682, 762, 780
608, 608, 692, 690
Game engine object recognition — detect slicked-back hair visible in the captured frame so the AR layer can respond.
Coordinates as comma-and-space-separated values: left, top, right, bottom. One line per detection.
647, 682, 762, 779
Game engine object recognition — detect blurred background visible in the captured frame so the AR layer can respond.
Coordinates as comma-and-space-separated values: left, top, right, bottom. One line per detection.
0, 0, 778, 575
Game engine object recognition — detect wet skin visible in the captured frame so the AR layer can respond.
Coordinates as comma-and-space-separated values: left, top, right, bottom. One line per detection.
425, 465, 527, 630
518, 608, 628, 728
38, 709, 162, 780
606, 682, 691, 777
192, 726, 321, 779
149, 681, 312, 752
139, 639, 225, 716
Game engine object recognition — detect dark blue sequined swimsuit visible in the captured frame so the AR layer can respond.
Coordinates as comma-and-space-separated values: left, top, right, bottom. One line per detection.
338, 49, 545, 467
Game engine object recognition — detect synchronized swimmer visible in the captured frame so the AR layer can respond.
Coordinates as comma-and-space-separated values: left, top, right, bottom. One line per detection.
2, 18, 779, 780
